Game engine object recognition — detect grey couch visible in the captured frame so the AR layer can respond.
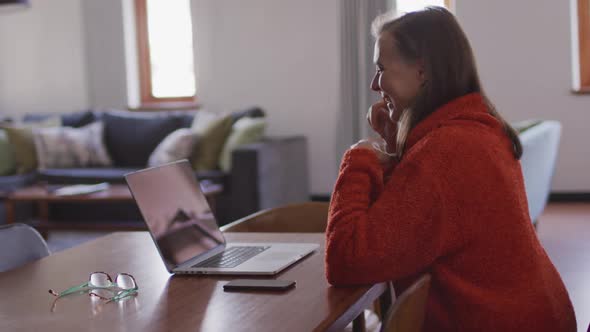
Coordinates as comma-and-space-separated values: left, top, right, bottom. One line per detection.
0, 108, 310, 226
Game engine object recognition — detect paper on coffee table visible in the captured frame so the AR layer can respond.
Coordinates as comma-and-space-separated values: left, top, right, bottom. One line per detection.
52, 183, 110, 196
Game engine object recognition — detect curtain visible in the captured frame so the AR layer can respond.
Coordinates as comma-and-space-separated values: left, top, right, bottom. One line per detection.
336, 0, 390, 160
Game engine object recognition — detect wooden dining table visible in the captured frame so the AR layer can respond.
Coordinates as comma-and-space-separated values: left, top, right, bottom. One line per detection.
0, 232, 387, 332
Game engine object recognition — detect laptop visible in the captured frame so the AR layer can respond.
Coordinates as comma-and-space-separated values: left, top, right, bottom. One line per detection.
124, 160, 319, 275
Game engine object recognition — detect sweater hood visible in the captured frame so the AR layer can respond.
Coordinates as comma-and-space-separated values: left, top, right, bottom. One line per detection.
406, 93, 503, 150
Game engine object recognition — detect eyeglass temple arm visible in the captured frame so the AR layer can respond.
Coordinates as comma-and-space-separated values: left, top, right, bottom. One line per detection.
49, 282, 91, 297
106, 287, 139, 302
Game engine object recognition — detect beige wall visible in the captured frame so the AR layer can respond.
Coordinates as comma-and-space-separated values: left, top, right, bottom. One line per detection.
191, 0, 342, 195
0, 0, 587, 194
0, 0, 88, 115
82, 0, 129, 109
193, 0, 590, 194
456, 0, 589, 192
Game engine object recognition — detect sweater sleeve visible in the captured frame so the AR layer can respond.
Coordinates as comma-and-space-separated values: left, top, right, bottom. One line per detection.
325, 147, 448, 286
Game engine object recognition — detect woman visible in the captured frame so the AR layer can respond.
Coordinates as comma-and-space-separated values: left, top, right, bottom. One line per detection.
325, 7, 576, 331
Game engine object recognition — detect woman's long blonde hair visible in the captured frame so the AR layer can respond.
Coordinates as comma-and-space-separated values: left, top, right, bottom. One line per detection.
372, 7, 522, 160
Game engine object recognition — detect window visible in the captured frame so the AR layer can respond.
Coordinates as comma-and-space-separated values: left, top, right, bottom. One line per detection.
575, 0, 590, 92
135, 0, 196, 108
395, 0, 451, 14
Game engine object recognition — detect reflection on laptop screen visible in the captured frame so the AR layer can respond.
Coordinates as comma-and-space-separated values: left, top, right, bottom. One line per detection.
125, 161, 225, 270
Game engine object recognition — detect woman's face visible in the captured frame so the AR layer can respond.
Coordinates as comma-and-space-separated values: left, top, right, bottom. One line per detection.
371, 33, 424, 120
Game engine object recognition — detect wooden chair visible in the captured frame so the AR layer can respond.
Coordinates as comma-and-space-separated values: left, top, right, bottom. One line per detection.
220, 201, 329, 233
380, 274, 431, 332
221, 202, 385, 331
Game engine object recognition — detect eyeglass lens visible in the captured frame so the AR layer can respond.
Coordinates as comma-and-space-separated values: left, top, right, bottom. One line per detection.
90, 272, 114, 299
116, 274, 136, 290
90, 273, 137, 300
90, 272, 111, 287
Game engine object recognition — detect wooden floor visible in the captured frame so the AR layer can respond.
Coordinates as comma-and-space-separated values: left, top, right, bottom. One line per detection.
537, 202, 590, 332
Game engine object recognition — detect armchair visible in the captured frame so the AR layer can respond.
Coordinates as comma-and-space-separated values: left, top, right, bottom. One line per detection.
518, 120, 562, 227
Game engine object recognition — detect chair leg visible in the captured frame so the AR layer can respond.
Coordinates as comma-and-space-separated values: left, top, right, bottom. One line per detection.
352, 312, 366, 332
373, 300, 383, 320
377, 281, 395, 319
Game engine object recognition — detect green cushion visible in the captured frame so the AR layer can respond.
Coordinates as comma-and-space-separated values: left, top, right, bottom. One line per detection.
0, 130, 16, 176
2, 117, 61, 174
219, 117, 266, 172
190, 114, 233, 171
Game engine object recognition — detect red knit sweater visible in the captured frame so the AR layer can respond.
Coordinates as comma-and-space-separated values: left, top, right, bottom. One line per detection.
325, 93, 576, 331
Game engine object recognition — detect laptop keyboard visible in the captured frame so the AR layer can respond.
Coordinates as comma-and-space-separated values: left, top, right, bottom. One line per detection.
192, 246, 270, 268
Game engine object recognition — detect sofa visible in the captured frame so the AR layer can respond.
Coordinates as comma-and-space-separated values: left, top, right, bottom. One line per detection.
0, 107, 310, 226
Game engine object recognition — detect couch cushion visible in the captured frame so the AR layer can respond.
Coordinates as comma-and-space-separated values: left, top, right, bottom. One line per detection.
103, 111, 181, 167
148, 128, 200, 167
190, 110, 225, 133
190, 114, 233, 171
0, 116, 13, 124
219, 117, 266, 172
1, 117, 62, 174
177, 113, 196, 128
33, 122, 112, 169
38, 167, 217, 186
0, 172, 37, 191
61, 110, 96, 128
22, 114, 55, 123
230, 106, 265, 124
38, 168, 139, 184
0, 130, 16, 176
23, 111, 97, 128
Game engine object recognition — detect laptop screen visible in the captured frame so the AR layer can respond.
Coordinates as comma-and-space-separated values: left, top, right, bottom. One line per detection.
125, 160, 226, 271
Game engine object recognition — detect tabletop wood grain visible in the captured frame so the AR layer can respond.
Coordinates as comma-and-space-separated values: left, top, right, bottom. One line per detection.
0, 232, 386, 332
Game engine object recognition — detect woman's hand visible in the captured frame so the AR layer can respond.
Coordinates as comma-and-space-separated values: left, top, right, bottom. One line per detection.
367, 100, 399, 153
351, 137, 397, 165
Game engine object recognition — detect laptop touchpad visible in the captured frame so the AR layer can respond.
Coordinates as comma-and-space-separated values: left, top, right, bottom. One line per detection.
263, 251, 302, 261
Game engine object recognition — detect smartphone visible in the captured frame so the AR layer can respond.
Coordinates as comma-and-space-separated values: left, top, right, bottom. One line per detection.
223, 279, 296, 292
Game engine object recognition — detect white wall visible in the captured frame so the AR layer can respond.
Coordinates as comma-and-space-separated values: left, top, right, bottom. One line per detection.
0, 0, 88, 115
81, 0, 129, 109
191, 0, 342, 195
192, 0, 590, 195
456, 0, 590, 192
1, 0, 587, 194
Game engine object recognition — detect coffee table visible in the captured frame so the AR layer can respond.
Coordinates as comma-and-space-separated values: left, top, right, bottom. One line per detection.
3, 182, 223, 235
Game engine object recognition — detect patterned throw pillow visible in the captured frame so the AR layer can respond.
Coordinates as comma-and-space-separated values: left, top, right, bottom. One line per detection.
32, 121, 112, 169
219, 117, 266, 172
1, 117, 61, 174
148, 128, 200, 167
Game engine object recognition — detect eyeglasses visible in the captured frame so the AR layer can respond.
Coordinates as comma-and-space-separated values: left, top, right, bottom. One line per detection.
49, 272, 138, 302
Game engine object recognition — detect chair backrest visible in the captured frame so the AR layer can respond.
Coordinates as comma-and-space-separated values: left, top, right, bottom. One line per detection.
518, 120, 562, 223
0, 223, 50, 272
220, 201, 329, 233
380, 274, 431, 332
